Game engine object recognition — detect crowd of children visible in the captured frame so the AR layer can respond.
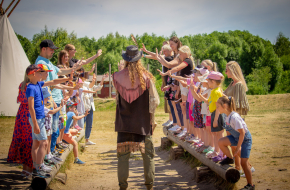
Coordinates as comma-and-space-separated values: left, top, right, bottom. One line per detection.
142, 37, 255, 190
7, 39, 105, 179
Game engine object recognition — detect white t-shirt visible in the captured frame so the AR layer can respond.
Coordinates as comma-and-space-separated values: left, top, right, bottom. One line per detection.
225, 112, 249, 133
201, 88, 211, 116
72, 88, 84, 114
83, 81, 103, 112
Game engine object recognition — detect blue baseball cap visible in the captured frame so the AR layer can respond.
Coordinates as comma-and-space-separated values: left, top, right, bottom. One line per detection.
42, 87, 51, 99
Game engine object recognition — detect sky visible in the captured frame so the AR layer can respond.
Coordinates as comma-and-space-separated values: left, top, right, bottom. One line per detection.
2, 0, 290, 43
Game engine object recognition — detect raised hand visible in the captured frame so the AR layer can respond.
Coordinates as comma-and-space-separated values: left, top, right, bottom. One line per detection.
118, 60, 125, 71
96, 49, 102, 57
93, 73, 97, 80
157, 69, 168, 76
141, 43, 148, 53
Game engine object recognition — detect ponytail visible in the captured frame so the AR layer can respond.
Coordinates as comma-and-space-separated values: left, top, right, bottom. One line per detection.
218, 96, 236, 112
21, 73, 30, 91
190, 55, 195, 69
212, 62, 217, 71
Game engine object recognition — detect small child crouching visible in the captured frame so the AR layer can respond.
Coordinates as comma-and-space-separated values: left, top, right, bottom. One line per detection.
64, 101, 89, 164
217, 96, 255, 190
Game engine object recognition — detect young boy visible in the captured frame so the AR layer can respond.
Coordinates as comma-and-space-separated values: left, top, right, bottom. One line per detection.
26, 65, 73, 177
64, 101, 89, 164
42, 87, 66, 165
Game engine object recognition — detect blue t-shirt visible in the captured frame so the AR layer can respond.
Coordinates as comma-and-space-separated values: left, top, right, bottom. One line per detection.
35, 56, 62, 104
26, 81, 45, 119
65, 111, 76, 134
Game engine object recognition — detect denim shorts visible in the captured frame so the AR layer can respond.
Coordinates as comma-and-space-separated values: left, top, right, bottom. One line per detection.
210, 111, 225, 132
29, 117, 47, 141
59, 118, 64, 130
227, 132, 252, 158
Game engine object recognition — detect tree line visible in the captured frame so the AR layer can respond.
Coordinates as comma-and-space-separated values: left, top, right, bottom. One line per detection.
16, 26, 290, 95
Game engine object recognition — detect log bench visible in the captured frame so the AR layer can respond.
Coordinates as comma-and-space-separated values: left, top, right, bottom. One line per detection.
162, 126, 240, 183
31, 129, 85, 190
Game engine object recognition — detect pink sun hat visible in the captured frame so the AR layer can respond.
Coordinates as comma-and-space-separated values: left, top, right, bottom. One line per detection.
78, 78, 83, 83
206, 71, 224, 80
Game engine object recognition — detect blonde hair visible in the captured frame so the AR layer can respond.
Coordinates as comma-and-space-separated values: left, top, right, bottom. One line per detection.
217, 96, 236, 112
125, 59, 155, 90
202, 59, 217, 71
179, 45, 195, 68
163, 41, 169, 45
58, 50, 69, 68
162, 44, 172, 51
227, 61, 248, 92
21, 73, 30, 91
64, 44, 75, 52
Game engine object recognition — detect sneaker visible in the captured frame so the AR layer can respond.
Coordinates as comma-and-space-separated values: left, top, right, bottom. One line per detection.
60, 142, 68, 148
177, 130, 187, 138
219, 157, 234, 165
240, 184, 255, 190
86, 140, 96, 145
50, 156, 62, 164
162, 120, 172, 127
41, 164, 53, 173
203, 146, 214, 153
56, 143, 65, 149
166, 124, 174, 130
168, 125, 180, 132
241, 167, 255, 178
212, 155, 223, 163
74, 158, 85, 164
52, 156, 63, 162
33, 166, 50, 178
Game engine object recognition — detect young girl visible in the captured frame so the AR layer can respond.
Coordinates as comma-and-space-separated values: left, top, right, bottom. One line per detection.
201, 59, 217, 72
199, 71, 225, 160
224, 61, 253, 176
217, 96, 254, 190
64, 101, 89, 164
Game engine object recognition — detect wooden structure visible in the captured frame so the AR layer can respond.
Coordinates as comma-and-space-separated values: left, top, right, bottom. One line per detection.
31, 129, 85, 190
88, 75, 116, 98
0, 0, 21, 17
162, 126, 240, 183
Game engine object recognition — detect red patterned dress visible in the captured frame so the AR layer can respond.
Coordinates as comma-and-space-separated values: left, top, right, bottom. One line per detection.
7, 83, 33, 168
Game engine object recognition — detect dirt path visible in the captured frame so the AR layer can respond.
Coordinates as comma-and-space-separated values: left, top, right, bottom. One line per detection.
49, 131, 217, 190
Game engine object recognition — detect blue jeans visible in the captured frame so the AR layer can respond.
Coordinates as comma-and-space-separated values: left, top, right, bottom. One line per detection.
51, 103, 60, 152
168, 100, 177, 124
176, 102, 184, 126
85, 106, 94, 139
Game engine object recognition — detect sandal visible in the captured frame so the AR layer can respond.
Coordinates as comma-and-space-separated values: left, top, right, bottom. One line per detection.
203, 146, 214, 153
197, 145, 208, 153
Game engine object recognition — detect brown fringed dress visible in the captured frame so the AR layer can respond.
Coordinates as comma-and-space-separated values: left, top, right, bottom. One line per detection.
113, 68, 152, 154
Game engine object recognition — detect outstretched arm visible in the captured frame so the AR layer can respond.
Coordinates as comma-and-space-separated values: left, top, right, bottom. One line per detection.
82, 49, 102, 65
155, 48, 180, 68
43, 71, 73, 87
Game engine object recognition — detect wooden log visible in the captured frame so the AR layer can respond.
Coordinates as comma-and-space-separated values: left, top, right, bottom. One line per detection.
55, 173, 67, 184
161, 137, 173, 149
163, 126, 240, 183
31, 129, 85, 190
170, 146, 184, 160
193, 166, 213, 183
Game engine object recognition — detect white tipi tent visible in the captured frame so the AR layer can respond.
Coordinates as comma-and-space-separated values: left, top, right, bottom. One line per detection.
0, 12, 30, 116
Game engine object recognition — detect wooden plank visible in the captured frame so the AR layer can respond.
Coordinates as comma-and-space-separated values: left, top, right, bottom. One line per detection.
31, 129, 85, 190
163, 126, 240, 183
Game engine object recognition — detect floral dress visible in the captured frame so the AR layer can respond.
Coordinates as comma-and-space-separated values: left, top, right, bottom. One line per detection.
193, 86, 205, 128
7, 83, 33, 168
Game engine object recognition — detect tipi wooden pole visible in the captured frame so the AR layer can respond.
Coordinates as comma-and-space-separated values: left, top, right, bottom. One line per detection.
7, 0, 20, 17
5, 0, 15, 13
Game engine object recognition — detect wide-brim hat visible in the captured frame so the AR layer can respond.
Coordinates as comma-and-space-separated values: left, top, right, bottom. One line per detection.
122, 45, 143, 62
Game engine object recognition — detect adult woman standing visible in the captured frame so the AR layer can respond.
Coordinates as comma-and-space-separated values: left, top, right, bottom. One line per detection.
113, 45, 159, 190
57, 50, 70, 69
224, 61, 253, 176
7, 76, 33, 179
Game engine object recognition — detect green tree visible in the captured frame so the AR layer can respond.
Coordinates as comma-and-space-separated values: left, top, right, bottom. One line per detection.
274, 32, 290, 57
246, 67, 272, 95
